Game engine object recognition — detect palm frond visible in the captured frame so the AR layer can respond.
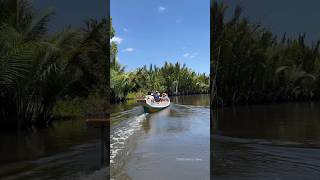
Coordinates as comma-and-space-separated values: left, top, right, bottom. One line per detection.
24, 7, 54, 40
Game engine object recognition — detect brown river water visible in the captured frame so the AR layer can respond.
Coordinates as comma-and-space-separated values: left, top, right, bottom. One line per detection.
0, 95, 209, 180
2, 96, 319, 179
212, 102, 320, 180
0, 118, 104, 180
111, 94, 210, 179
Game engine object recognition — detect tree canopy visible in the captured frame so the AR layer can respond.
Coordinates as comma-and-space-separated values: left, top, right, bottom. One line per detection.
0, 0, 107, 130
211, 1, 320, 106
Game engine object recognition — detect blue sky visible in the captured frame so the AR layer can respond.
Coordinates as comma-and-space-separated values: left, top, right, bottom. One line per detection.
219, 0, 320, 44
34, 0, 106, 33
111, 0, 210, 74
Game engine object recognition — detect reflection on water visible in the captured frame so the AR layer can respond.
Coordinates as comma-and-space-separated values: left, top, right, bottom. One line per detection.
171, 94, 209, 106
111, 99, 139, 114
111, 95, 210, 180
0, 118, 103, 180
212, 102, 320, 179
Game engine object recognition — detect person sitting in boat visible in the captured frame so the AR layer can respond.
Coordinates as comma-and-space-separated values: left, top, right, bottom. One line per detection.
153, 91, 161, 102
160, 92, 168, 102
146, 91, 155, 103
161, 92, 167, 97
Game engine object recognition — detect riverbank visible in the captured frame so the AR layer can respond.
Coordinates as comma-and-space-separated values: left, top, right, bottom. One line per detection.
112, 93, 210, 104
212, 95, 320, 108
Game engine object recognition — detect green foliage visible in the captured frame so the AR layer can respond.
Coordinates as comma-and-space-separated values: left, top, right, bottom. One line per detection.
53, 96, 86, 118
211, 2, 320, 105
109, 19, 209, 103
0, 0, 107, 130
109, 18, 209, 103
110, 60, 209, 103
126, 91, 145, 99
53, 92, 106, 118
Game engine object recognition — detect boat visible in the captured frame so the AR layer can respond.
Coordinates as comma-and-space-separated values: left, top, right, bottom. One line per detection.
137, 95, 170, 113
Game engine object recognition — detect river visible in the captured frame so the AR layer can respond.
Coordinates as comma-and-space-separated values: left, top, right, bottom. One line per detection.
0, 117, 106, 180
111, 94, 210, 179
212, 102, 320, 179
2, 96, 316, 179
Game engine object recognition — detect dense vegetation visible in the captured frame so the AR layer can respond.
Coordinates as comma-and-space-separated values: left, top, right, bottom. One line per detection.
110, 22, 209, 103
0, 0, 107, 130
211, 1, 320, 106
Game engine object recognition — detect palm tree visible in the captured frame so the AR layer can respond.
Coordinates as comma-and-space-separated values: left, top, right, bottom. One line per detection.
275, 65, 316, 99
1, 0, 109, 130
211, 2, 320, 105
211, 1, 226, 106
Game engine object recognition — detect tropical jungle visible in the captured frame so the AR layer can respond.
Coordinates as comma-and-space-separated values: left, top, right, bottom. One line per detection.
0, 0, 108, 130
211, 1, 320, 106
110, 19, 209, 103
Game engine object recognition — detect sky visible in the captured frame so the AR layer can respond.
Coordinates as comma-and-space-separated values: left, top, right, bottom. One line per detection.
111, 0, 210, 74
34, 0, 106, 33
30, 0, 320, 74
219, 0, 320, 44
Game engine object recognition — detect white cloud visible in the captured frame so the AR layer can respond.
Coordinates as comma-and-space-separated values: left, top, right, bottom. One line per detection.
158, 6, 166, 12
123, 28, 128, 32
183, 52, 198, 59
190, 52, 198, 58
122, 48, 134, 52
110, 36, 123, 44
183, 53, 190, 57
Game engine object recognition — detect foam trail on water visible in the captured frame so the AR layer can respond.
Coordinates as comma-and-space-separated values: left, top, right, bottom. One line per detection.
110, 113, 148, 165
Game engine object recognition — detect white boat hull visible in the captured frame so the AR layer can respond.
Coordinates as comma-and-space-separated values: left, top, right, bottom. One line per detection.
137, 97, 170, 113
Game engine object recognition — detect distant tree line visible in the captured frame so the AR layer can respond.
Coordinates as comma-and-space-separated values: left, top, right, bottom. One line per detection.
211, 1, 320, 106
110, 21, 209, 103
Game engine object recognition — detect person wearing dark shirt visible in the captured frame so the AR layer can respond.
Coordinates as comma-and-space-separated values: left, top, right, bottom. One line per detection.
153, 91, 160, 102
